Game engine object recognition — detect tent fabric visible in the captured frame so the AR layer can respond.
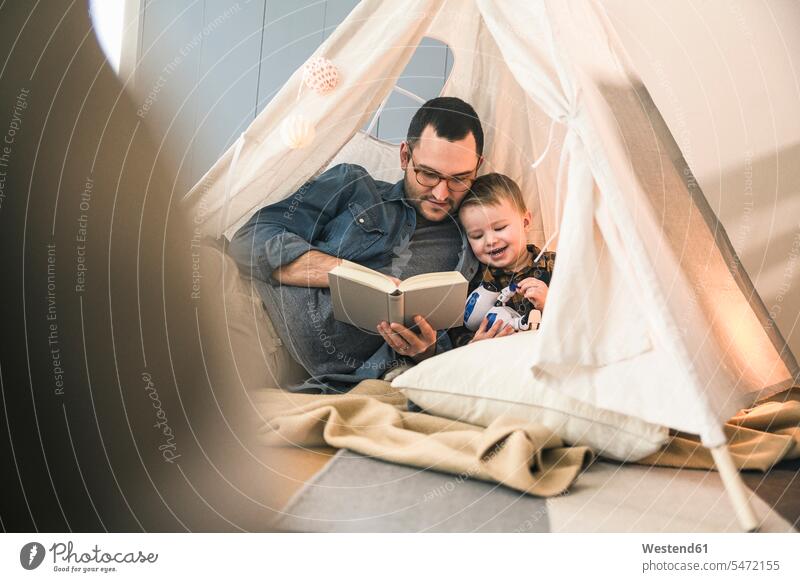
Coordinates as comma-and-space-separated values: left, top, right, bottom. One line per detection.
537, 2, 798, 442
183, 0, 798, 447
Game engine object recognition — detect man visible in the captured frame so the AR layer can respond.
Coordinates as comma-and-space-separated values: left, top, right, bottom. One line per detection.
228, 97, 483, 392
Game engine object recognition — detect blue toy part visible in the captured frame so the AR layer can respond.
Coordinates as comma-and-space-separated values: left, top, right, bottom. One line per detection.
463, 283, 501, 331
484, 305, 526, 331
464, 292, 480, 325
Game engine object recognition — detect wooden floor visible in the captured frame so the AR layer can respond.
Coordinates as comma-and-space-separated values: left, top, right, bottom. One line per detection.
742, 458, 800, 529
258, 446, 338, 513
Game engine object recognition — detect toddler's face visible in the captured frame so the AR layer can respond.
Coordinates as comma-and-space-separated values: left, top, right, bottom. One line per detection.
459, 198, 531, 269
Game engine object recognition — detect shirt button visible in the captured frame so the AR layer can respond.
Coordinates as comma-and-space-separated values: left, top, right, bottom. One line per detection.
358, 218, 365, 224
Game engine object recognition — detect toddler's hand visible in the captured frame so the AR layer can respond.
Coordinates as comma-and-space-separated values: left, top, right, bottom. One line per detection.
516, 277, 548, 310
469, 317, 515, 344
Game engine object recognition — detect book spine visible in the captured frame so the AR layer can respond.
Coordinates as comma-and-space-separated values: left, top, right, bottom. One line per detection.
388, 290, 404, 325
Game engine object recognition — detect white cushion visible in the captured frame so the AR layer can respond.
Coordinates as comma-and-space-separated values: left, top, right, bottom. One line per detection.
326, 131, 403, 183
200, 246, 309, 390
391, 332, 669, 461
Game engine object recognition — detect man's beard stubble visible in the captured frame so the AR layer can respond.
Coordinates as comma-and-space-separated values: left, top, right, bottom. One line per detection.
402, 173, 454, 221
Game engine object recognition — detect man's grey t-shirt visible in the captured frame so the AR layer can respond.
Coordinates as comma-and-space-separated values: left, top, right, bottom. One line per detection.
380, 212, 462, 279
256, 212, 464, 390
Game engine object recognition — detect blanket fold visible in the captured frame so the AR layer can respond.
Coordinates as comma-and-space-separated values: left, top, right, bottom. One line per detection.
254, 380, 592, 497
253, 381, 799, 497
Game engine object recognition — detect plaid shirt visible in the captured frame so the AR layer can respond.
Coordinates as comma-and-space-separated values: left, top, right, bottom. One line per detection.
450, 244, 556, 347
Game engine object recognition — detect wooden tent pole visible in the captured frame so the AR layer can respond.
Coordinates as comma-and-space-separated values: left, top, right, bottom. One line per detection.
710, 445, 759, 532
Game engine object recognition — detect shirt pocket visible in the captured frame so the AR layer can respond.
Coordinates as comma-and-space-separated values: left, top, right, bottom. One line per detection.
339, 201, 387, 260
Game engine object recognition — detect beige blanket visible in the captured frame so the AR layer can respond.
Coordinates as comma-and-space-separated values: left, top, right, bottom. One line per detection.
639, 387, 800, 471
254, 381, 800, 497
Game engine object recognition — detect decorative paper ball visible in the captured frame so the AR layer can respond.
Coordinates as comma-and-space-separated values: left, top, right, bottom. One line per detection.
280, 114, 315, 149
302, 57, 339, 95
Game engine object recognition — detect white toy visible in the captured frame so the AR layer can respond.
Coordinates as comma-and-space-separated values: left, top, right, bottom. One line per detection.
463, 281, 541, 333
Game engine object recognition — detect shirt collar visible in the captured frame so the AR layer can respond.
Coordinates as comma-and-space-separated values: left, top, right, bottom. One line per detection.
382, 178, 407, 202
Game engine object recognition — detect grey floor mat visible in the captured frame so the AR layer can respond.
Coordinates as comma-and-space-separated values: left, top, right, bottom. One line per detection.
274, 449, 796, 533
274, 449, 550, 532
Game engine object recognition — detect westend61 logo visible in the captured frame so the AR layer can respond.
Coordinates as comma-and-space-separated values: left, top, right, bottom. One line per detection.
19, 541, 158, 574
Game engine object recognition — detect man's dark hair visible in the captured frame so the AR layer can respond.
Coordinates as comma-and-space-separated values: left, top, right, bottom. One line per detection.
406, 97, 484, 156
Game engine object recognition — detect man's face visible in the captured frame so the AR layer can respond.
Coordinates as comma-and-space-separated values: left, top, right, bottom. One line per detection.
400, 125, 481, 221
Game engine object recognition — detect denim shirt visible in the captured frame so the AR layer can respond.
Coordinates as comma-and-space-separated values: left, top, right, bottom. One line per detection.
228, 163, 480, 392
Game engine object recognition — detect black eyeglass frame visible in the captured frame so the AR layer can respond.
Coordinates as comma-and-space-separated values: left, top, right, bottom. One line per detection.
407, 147, 479, 193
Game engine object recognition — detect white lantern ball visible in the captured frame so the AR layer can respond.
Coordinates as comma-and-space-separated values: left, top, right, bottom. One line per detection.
280, 114, 316, 149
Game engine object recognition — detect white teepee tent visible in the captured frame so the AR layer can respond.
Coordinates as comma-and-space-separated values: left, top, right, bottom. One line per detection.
183, 0, 798, 530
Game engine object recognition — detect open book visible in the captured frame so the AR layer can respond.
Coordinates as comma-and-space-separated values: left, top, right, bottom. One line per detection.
328, 261, 468, 331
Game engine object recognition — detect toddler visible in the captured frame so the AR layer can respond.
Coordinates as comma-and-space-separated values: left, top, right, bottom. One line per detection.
455, 173, 555, 345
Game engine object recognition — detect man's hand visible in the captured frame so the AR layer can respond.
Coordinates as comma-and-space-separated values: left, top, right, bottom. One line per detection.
377, 315, 437, 362
271, 250, 342, 287
516, 277, 548, 310
469, 317, 515, 344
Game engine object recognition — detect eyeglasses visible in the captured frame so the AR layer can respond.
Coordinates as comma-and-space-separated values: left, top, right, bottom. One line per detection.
408, 150, 476, 193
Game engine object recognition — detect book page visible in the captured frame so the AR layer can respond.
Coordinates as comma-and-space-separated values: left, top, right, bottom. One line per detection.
330, 262, 397, 294
399, 271, 466, 293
